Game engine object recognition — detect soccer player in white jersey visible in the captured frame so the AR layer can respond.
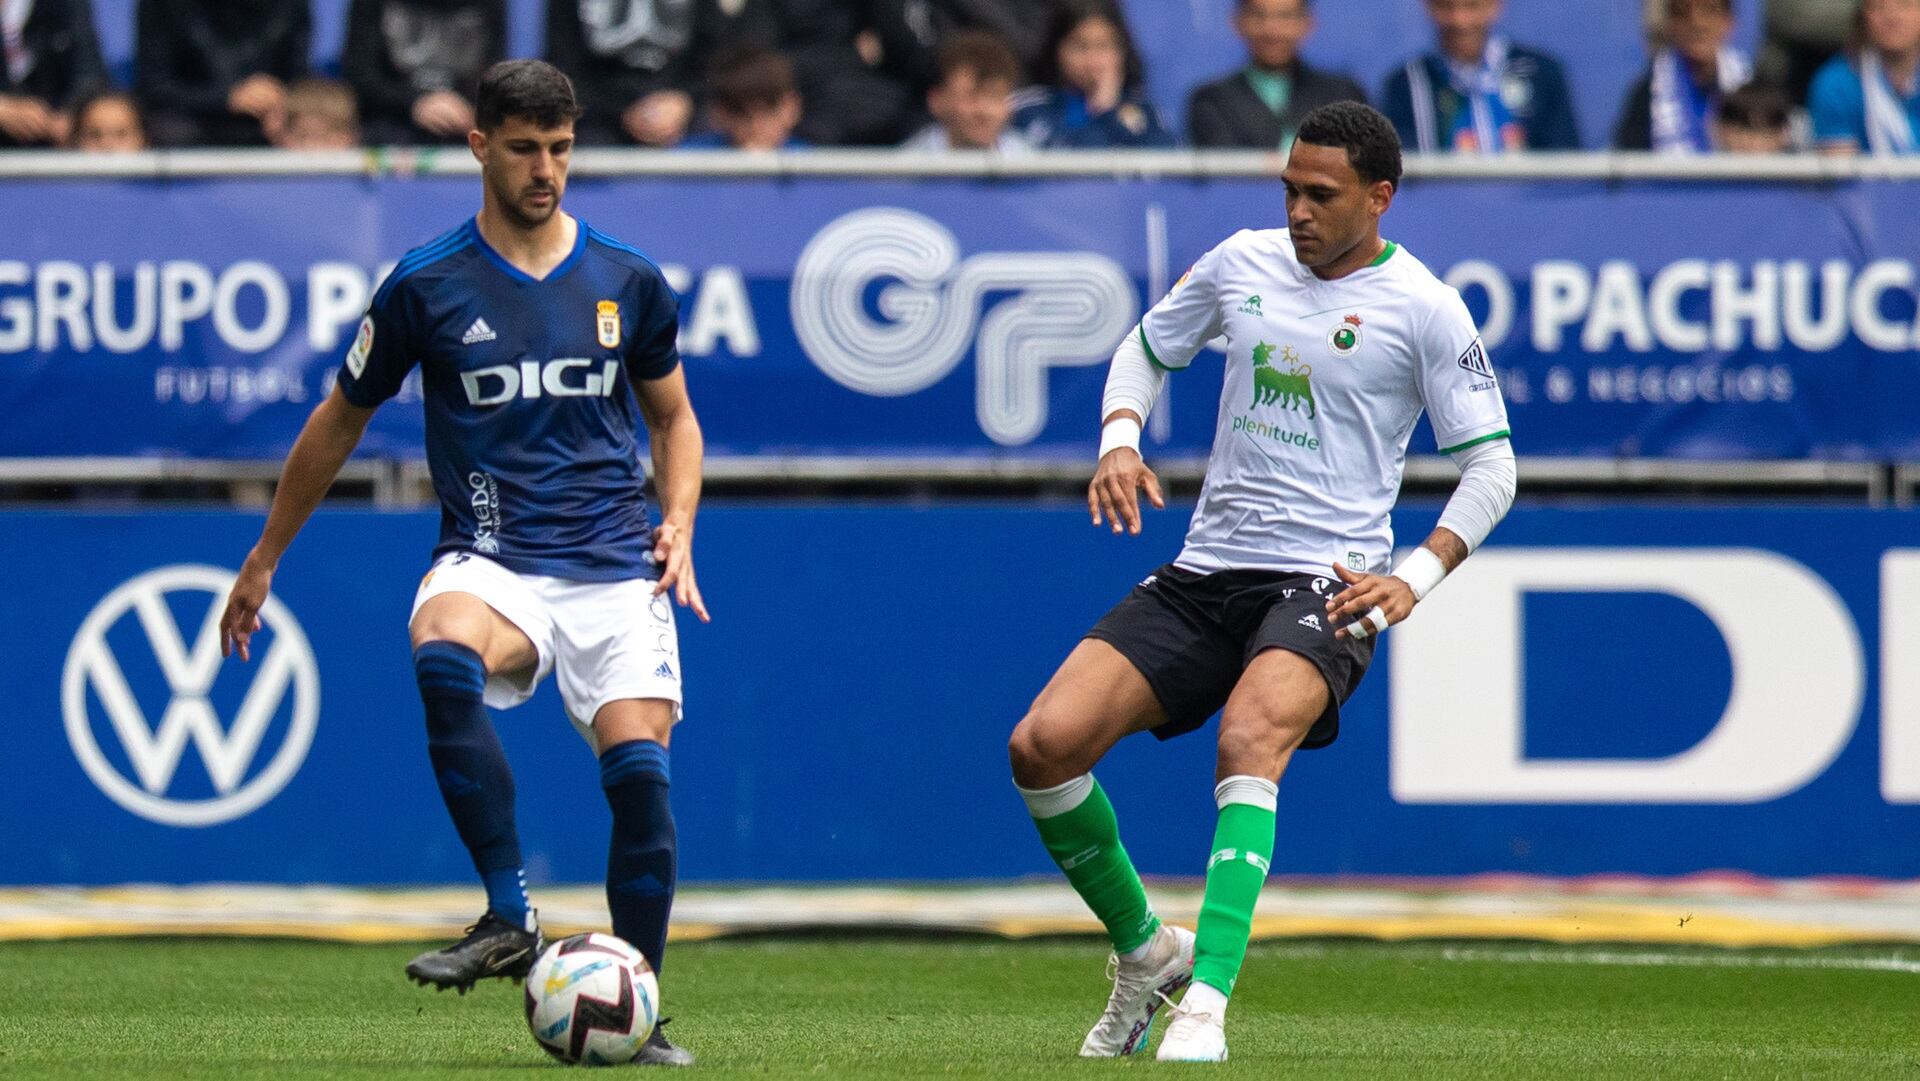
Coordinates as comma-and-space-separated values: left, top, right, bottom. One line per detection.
1007, 102, 1516, 1063
216, 61, 706, 1065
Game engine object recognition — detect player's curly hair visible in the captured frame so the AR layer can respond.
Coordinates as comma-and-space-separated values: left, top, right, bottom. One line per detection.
1296, 102, 1404, 191
474, 60, 583, 133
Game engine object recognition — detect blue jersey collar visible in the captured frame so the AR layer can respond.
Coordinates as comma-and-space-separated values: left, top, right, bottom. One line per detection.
467, 215, 588, 284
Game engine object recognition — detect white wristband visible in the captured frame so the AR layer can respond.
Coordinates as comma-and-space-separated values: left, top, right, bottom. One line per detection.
1391, 547, 1448, 601
1098, 417, 1142, 459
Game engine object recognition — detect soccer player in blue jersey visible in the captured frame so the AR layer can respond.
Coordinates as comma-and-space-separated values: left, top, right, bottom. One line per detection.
218, 60, 706, 1066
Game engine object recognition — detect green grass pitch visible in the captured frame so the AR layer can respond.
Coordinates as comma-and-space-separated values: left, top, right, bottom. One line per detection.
3, 937, 1919, 1078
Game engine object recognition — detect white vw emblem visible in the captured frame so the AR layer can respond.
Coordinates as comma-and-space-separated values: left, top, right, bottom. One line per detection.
62, 564, 319, 827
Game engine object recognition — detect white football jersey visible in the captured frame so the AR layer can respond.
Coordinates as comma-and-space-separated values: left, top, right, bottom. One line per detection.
1139, 229, 1510, 577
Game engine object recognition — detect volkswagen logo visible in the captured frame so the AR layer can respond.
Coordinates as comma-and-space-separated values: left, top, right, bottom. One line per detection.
62, 564, 319, 827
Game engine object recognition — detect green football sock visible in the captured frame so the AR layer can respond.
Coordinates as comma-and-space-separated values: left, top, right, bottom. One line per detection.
1018, 774, 1160, 955
1192, 776, 1278, 996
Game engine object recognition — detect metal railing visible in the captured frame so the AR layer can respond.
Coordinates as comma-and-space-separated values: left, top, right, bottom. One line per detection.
3, 147, 1920, 181
0, 454, 1893, 507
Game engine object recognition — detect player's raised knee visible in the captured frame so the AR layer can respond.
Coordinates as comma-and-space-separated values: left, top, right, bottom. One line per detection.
409, 618, 487, 656
1218, 705, 1313, 777
409, 595, 494, 652
1008, 706, 1092, 790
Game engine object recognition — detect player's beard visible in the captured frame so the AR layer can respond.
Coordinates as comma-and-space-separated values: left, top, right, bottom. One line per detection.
490, 173, 561, 230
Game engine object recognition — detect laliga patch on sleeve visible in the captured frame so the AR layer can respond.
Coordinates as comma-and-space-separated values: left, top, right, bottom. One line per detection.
346, 315, 374, 378
1456, 337, 1493, 379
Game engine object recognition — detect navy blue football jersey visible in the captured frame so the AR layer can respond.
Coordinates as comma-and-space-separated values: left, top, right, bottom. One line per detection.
338, 218, 681, 582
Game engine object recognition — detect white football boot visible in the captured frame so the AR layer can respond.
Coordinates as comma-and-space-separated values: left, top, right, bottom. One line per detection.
1077, 923, 1195, 1057
1155, 996, 1229, 1063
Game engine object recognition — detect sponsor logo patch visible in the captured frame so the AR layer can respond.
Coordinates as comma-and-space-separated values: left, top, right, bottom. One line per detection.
346, 315, 373, 378
1251, 342, 1315, 418
1457, 337, 1494, 378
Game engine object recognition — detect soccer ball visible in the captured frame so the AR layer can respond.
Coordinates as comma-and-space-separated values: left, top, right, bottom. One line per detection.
523, 932, 659, 1065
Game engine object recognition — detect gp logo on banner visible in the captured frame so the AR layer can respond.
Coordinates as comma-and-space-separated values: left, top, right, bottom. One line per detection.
792, 207, 1136, 446
61, 565, 319, 827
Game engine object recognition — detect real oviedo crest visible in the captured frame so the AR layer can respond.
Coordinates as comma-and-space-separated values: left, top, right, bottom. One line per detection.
596, 300, 621, 350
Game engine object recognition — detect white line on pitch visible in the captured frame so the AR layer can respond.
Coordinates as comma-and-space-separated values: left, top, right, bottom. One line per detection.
1435, 946, 1920, 974
1247, 942, 1920, 974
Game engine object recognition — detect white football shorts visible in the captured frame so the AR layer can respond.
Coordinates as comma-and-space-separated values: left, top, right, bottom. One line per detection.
410, 551, 683, 741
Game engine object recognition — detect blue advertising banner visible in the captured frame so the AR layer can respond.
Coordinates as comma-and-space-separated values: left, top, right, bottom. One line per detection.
3, 503, 1918, 885
0, 174, 1916, 462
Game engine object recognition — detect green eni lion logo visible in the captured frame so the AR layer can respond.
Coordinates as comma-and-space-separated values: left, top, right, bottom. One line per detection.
1251, 342, 1316, 418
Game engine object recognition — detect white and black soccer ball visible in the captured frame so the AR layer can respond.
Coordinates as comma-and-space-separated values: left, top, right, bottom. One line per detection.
523, 932, 659, 1066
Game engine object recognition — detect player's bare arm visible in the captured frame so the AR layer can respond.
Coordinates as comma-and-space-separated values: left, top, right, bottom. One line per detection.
1089, 408, 1166, 536
635, 364, 709, 623
1328, 433, 1516, 640
220, 385, 376, 660
1326, 527, 1470, 640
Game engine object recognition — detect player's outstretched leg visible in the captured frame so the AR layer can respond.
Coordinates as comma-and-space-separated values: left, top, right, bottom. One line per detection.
595, 701, 691, 1067
405, 640, 541, 992
1156, 776, 1276, 1063
1009, 640, 1191, 1057
1159, 650, 1321, 1063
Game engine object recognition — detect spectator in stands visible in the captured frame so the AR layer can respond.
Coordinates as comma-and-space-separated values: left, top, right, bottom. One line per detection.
342, 0, 502, 145
911, 0, 1059, 80
1186, 0, 1368, 150
902, 29, 1029, 151
1714, 80, 1798, 148
548, 0, 758, 147
1758, 0, 1856, 101
1381, 0, 1581, 151
0, 0, 107, 147
136, 0, 309, 146
276, 77, 360, 149
68, 88, 146, 151
681, 42, 807, 150
1615, 0, 1753, 150
768, 0, 928, 145
1809, 0, 1920, 153
1010, 0, 1174, 148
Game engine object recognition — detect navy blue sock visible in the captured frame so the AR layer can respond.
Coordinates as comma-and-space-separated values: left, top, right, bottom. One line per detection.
415, 641, 531, 931
600, 739, 676, 974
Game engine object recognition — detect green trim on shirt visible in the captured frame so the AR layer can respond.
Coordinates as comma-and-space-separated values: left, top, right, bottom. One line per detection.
1139, 325, 1176, 371
1368, 241, 1399, 267
1438, 429, 1511, 455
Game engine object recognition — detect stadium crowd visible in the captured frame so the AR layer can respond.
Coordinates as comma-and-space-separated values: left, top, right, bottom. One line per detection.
0, 0, 1915, 155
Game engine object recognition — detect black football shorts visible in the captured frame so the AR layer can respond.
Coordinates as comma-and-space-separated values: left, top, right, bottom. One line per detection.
1085, 563, 1375, 749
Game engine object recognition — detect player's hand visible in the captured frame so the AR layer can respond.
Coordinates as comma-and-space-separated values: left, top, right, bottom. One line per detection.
412, 91, 475, 137
651, 520, 710, 623
220, 553, 275, 662
1088, 447, 1164, 536
1326, 562, 1416, 640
